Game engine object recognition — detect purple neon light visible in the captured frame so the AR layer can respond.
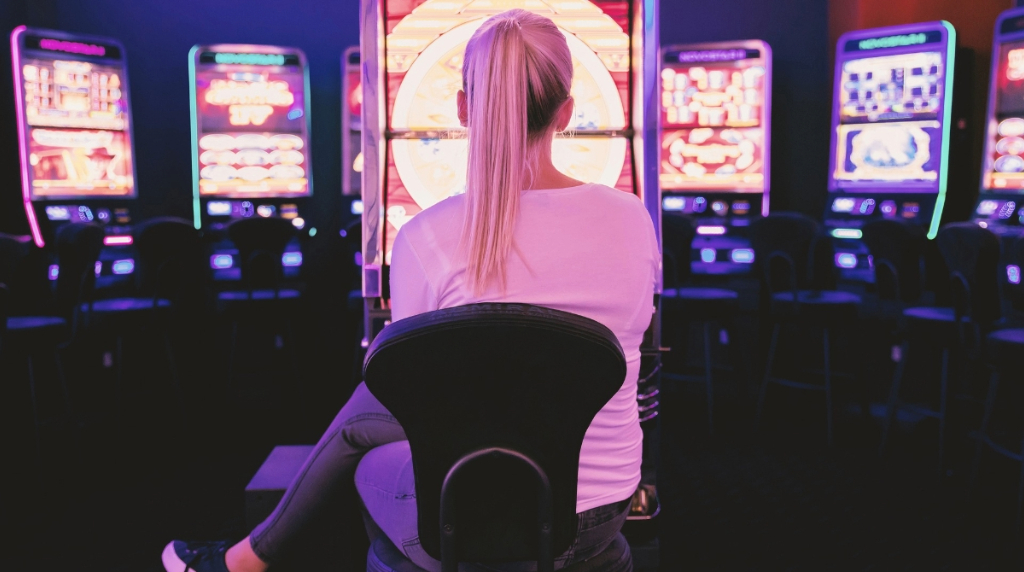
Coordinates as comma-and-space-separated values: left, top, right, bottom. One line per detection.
38, 38, 105, 56
10, 27, 43, 247
676, 49, 748, 63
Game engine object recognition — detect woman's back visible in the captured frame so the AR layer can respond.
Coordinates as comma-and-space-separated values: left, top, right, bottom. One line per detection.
390, 182, 659, 513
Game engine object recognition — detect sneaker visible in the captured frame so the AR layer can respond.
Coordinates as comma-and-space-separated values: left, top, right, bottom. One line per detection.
161, 540, 230, 572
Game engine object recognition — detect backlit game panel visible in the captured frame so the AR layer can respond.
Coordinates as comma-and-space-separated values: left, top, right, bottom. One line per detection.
825, 22, 956, 277
975, 8, 1024, 245
371, 0, 638, 267
11, 26, 138, 251
660, 41, 771, 274
189, 45, 311, 279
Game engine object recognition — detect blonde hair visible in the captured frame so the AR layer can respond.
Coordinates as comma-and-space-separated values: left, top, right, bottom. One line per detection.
461, 9, 573, 293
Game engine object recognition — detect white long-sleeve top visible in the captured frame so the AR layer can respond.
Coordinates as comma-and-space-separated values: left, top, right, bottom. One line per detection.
389, 183, 659, 513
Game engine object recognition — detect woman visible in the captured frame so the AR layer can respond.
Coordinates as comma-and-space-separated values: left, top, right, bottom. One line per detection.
163, 9, 658, 572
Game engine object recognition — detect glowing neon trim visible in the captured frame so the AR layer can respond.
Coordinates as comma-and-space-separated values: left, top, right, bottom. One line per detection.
213, 52, 284, 66
111, 259, 135, 275
210, 254, 233, 269
48, 264, 59, 280
1009, 264, 1021, 285
929, 21, 956, 240
103, 235, 133, 246
700, 248, 716, 263
189, 45, 201, 228
38, 38, 105, 56
836, 253, 858, 269
696, 225, 726, 235
831, 228, 863, 239
11, 27, 43, 247
730, 248, 754, 263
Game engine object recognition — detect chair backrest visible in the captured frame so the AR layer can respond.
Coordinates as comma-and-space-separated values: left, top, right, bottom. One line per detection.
861, 219, 927, 303
935, 223, 1001, 325
54, 223, 104, 318
1007, 235, 1024, 315
750, 212, 831, 294
134, 217, 205, 304
661, 213, 696, 287
363, 303, 626, 564
227, 217, 296, 290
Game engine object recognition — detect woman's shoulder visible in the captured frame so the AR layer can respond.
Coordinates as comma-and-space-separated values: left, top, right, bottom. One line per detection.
399, 193, 466, 238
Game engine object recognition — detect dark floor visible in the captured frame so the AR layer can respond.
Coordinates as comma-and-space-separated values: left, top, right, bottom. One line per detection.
5, 279, 1024, 571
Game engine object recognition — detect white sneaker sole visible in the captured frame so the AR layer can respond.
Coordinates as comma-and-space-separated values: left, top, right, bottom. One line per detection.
161, 541, 189, 572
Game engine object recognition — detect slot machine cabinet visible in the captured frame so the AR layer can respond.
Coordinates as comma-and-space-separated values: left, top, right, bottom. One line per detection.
189, 45, 311, 281
10, 27, 139, 286
824, 22, 971, 282
972, 7, 1024, 289
359, 0, 662, 532
342, 47, 363, 200
659, 41, 771, 275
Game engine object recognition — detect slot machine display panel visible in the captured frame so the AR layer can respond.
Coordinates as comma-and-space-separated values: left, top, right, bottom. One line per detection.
189, 45, 311, 280
975, 9, 1024, 243
361, 0, 657, 282
10, 26, 139, 284
825, 22, 956, 279
659, 41, 770, 275
342, 47, 363, 199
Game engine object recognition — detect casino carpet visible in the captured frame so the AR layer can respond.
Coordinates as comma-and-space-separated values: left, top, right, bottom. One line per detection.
6, 299, 1024, 571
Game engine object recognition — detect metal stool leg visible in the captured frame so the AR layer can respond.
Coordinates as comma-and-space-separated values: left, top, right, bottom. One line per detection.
823, 327, 834, 448
938, 348, 950, 476
755, 323, 781, 433
227, 321, 239, 393
880, 342, 909, 457
54, 347, 71, 419
703, 321, 714, 435
969, 369, 1000, 497
1017, 434, 1024, 534
27, 353, 41, 457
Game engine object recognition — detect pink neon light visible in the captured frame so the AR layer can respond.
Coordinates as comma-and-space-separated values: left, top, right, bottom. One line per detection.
696, 225, 727, 235
103, 235, 133, 246
38, 38, 105, 57
11, 27, 44, 247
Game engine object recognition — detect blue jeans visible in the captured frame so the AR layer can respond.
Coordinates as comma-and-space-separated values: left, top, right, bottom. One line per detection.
250, 383, 629, 569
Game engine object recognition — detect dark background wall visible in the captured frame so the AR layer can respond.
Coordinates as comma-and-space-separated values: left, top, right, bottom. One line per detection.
1, 0, 831, 234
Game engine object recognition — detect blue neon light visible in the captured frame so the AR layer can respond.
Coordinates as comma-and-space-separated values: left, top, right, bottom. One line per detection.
48, 264, 59, 280
112, 259, 135, 275
45, 205, 70, 220
207, 201, 232, 216
662, 197, 685, 211
700, 248, 716, 263
731, 248, 755, 263
1009, 265, 1021, 285
287, 108, 303, 120
282, 252, 303, 267
831, 228, 863, 239
836, 253, 858, 269
351, 200, 364, 215
94, 261, 103, 276
211, 254, 233, 269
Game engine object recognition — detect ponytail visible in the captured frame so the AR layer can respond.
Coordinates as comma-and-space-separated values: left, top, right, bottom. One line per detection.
461, 10, 572, 293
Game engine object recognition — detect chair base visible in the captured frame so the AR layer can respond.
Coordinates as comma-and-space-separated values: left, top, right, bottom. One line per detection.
366, 532, 632, 572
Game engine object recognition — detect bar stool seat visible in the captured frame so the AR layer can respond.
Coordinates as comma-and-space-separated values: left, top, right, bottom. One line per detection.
7, 315, 67, 335
984, 327, 1024, 352
217, 288, 301, 302
83, 298, 172, 314
367, 532, 631, 572
662, 287, 738, 319
769, 290, 860, 321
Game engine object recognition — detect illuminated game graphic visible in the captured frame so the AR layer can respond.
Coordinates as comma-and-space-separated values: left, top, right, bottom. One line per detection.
11, 26, 138, 247
374, 0, 636, 263
826, 22, 956, 249
190, 46, 311, 204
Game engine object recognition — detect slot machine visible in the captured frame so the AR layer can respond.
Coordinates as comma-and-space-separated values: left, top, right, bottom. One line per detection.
342, 46, 363, 201
189, 45, 311, 281
659, 41, 771, 274
359, 0, 661, 527
972, 6, 1024, 288
825, 22, 964, 281
10, 26, 139, 285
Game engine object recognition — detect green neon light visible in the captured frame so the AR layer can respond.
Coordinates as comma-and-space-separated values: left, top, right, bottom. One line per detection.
929, 21, 955, 240
858, 33, 928, 51
214, 52, 284, 66
188, 46, 201, 229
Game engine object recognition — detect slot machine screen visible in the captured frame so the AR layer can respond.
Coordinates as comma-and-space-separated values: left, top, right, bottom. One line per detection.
831, 51, 945, 187
380, 0, 634, 263
12, 29, 136, 199
343, 47, 363, 196
191, 49, 310, 198
984, 40, 1024, 191
659, 47, 768, 192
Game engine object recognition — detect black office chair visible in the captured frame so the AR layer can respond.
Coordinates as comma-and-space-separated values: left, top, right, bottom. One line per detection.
880, 223, 1001, 474
218, 217, 302, 389
660, 213, 739, 434
360, 303, 632, 572
751, 212, 861, 447
970, 234, 1024, 530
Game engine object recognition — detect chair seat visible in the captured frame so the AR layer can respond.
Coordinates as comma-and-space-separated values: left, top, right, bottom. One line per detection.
83, 297, 172, 314
663, 287, 738, 321
217, 289, 301, 302
987, 328, 1024, 368
366, 532, 631, 572
770, 290, 860, 322
903, 306, 959, 323
6, 316, 68, 345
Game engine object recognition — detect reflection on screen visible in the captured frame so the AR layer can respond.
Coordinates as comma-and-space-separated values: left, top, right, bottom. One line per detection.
986, 40, 1024, 190
20, 58, 134, 197
382, 0, 634, 261
194, 69, 309, 196
840, 52, 943, 123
